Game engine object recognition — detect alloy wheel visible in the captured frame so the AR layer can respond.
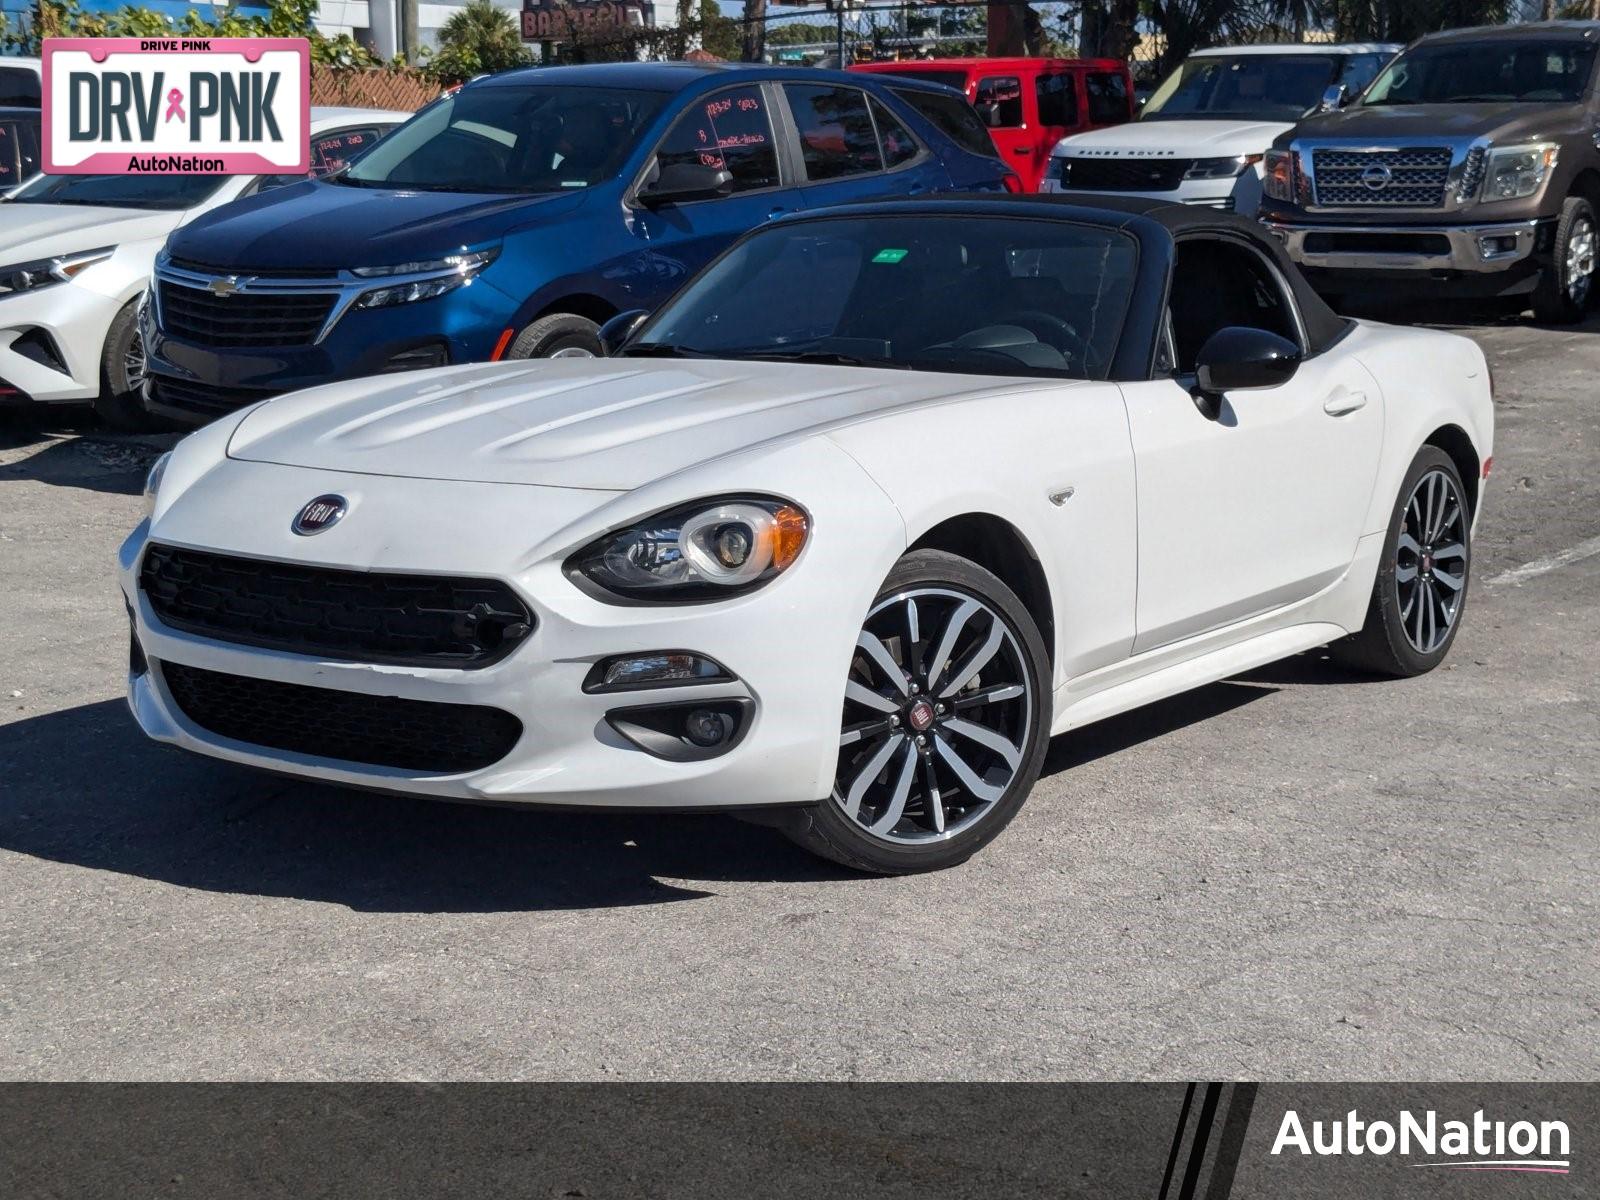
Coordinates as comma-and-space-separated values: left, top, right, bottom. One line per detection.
1395, 468, 1468, 654
833, 587, 1033, 844
125, 330, 147, 390
549, 346, 597, 359
1566, 215, 1596, 305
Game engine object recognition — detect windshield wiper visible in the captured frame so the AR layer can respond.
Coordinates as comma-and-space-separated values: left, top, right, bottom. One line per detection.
739, 350, 907, 369
618, 343, 714, 359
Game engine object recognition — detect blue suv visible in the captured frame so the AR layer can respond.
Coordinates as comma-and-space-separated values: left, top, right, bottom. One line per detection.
142, 62, 1014, 424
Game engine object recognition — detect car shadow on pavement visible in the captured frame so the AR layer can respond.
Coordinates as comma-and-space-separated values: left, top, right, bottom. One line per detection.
0, 410, 179, 497
0, 699, 857, 914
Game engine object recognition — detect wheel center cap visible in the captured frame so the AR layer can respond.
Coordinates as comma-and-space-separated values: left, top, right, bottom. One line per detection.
906, 699, 936, 733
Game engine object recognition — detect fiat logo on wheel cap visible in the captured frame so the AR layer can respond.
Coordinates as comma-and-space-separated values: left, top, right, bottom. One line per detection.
907, 699, 936, 733
292, 494, 348, 535
1361, 164, 1393, 191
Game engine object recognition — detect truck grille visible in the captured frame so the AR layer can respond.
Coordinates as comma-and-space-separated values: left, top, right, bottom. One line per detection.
140, 544, 534, 669
1311, 147, 1453, 208
1058, 157, 1191, 192
159, 660, 523, 773
158, 279, 337, 347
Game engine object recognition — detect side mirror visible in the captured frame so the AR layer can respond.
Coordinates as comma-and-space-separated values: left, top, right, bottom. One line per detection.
1318, 83, 1349, 112
638, 161, 734, 206
599, 309, 649, 357
1191, 326, 1302, 419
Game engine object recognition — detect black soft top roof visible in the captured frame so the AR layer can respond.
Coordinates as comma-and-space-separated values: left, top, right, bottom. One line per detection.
796, 193, 1351, 359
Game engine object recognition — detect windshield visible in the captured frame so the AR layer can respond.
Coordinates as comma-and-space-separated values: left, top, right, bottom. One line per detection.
1362, 40, 1597, 105
342, 85, 667, 193
631, 215, 1138, 381
1141, 54, 1341, 120
7, 171, 223, 209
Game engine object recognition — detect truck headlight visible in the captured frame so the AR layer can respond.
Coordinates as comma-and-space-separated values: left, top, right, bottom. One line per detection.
352, 247, 499, 310
0, 247, 115, 295
1262, 149, 1295, 202
1478, 143, 1558, 203
1185, 154, 1262, 180
569, 497, 810, 601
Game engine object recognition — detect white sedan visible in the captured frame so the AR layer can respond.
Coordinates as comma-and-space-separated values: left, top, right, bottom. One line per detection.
122, 197, 1492, 874
1, 107, 406, 428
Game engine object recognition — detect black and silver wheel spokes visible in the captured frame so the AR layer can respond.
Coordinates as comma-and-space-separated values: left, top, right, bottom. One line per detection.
1396, 468, 1468, 654
834, 587, 1032, 844
125, 330, 147, 391
1567, 214, 1596, 305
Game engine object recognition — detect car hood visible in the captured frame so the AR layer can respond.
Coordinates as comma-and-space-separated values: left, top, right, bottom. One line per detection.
0, 203, 182, 260
1285, 102, 1582, 144
170, 181, 588, 272
228, 358, 1067, 491
1056, 118, 1291, 157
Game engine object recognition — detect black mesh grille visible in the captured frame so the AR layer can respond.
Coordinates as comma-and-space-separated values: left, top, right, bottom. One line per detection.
1060, 157, 1190, 192
160, 660, 523, 773
140, 544, 534, 669
1311, 147, 1453, 208
159, 280, 337, 347
147, 375, 276, 417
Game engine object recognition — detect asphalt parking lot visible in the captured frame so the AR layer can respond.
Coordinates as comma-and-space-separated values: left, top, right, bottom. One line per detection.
1, 309, 1596, 1082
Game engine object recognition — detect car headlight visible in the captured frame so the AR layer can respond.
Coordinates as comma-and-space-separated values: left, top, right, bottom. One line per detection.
143, 450, 172, 517
351, 247, 499, 310
0, 247, 115, 295
1184, 154, 1262, 180
1477, 143, 1558, 203
569, 497, 810, 600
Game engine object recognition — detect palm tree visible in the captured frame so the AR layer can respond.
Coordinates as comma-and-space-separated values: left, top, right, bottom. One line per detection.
436, 0, 532, 75
741, 0, 766, 62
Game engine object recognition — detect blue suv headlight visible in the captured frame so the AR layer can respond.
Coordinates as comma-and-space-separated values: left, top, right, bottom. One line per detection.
351, 246, 501, 310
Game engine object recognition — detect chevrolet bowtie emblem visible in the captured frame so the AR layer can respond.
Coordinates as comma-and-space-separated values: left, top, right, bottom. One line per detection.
208, 277, 242, 297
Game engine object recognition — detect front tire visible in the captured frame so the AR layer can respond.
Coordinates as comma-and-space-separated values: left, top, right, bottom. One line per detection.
505, 313, 603, 360
1531, 195, 1596, 325
779, 550, 1051, 874
1334, 446, 1471, 678
93, 301, 165, 431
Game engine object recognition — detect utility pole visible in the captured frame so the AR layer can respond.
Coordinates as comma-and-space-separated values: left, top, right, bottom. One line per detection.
401, 0, 420, 64
836, 2, 845, 67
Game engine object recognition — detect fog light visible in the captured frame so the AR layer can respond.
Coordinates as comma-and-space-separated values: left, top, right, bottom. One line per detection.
1479, 235, 1518, 259
683, 707, 731, 747
586, 652, 729, 692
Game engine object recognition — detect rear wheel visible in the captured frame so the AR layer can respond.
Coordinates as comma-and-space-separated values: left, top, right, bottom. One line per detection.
1531, 195, 1595, 325
778, 550, 1051, 874
505, 313, 603, 360
93, 300, 166, 431
1334, 446, 1471, 678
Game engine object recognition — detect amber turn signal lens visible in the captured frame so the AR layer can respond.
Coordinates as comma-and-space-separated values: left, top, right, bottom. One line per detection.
769, 503, 809, 572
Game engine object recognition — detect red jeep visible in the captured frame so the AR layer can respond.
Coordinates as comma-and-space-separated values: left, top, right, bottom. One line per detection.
849, 57, 1135, 192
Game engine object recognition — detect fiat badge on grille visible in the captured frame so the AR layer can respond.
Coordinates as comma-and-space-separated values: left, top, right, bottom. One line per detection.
292, 495, 348, 536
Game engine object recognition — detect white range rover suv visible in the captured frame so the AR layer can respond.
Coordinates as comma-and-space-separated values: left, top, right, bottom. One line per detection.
1041, 43, 1399, 216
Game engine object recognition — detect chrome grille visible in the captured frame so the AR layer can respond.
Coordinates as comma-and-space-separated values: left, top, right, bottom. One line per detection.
1311, 147, 1453, 208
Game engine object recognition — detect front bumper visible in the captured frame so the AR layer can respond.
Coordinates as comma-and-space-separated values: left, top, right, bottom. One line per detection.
119, 446, 902, 811
0, 281, 121, 404
1263, 216, 1551, 293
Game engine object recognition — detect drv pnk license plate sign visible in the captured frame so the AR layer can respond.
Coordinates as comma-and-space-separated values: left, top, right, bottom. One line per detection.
42, 38, 310, 175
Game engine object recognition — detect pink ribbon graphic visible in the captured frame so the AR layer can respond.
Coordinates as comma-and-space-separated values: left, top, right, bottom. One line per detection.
164, 88, 185, 123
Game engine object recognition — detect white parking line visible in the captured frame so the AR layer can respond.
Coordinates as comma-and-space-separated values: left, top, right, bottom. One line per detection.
1487, 534, 1600, 586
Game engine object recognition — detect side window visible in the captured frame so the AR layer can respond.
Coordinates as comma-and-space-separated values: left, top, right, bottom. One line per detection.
869, 97, 920, 168
974, 76, 1024, 127
889, 86, 999, 159
1167, 238, 1299, 373
655, 84, 779, 194
1085, 73, 1131, 124
784, 85, 882, 181
1035, 73, 1078, 128
1337, 53, 1386, 98
0, 118, 38, 187
0, 67, 40, 106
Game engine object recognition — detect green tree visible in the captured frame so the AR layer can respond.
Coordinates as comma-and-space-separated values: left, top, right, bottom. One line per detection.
428, 0, 532, 80
699, 0, 740, 58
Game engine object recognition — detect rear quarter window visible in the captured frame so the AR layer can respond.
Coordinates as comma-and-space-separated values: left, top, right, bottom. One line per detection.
0, 66, 40, 106
888, 86, 999, 158
1086, 73, 1131, 124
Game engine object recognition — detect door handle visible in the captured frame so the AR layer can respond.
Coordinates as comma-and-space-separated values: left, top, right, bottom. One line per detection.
1011, 147, 1032, 156
1323, 389, 1368, 416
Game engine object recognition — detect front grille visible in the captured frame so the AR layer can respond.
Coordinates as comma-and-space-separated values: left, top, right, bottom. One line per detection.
1060, 157, 1190, 192
1303, 231, 1453, 256
158, 279, 337, 347
147, 375, 276, 417
160, 660, 523, 773
1311, 147, 1453, 208
140, 545, 535, 669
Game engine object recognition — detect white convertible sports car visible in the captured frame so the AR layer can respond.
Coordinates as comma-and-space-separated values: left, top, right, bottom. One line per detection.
122, 197, 1493, 874
1, 107, 405, 427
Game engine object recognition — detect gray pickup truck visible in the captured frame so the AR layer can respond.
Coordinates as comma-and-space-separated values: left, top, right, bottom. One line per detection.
1259, 21, 1600, 322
